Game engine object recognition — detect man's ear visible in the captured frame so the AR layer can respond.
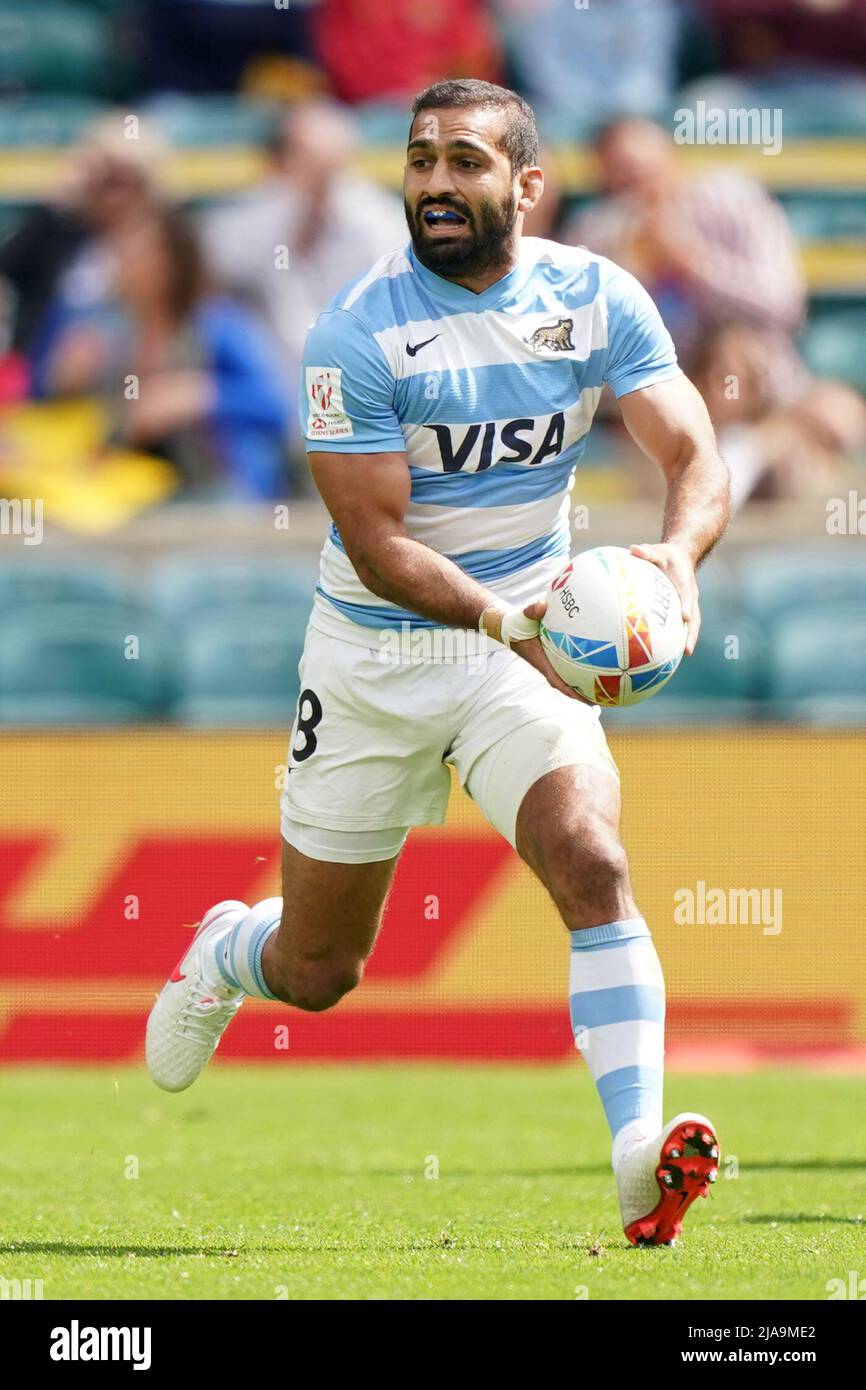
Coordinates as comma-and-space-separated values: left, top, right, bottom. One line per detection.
517, 166, 544, 216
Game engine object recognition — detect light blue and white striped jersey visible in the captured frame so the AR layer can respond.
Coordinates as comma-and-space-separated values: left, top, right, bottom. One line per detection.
299, 236, 679, 643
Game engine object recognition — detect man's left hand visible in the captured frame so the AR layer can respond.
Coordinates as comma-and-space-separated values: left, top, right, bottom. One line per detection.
630, 541, 701, 655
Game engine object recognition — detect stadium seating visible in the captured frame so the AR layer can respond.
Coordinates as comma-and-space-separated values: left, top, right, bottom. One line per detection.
0, 603, 169, 724
0, 95, 109, 147
141, 95, 275, 149
171, 606, 305, 726
781, 192, 866, 244
148, 555, 314, 628
767, 602, 866, 723
150, 557, 312, 724
737, 548, 866, 628
0, 558, 316, 725
0, 560, 132, 611
0, 3, 112, 96
801, 307, 866, 393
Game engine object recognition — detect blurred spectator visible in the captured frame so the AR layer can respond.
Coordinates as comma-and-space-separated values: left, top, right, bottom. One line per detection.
494, 0, 679, 135
568, 118, 807, 399
41, 207, 289, 500
700, 0, 866, 76
715, 380, 866, 510
689, 321, 811, 430
690, 322, 866, 510
202, 100, 406, 401
311, 0, 502, 105
0, 113, 168, 368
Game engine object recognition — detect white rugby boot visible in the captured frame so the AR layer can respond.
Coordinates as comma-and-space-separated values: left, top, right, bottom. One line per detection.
615, 1112, 720, 1246
146, 900, 249, 1093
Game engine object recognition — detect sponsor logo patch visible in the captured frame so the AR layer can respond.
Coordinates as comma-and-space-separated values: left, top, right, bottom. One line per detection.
305, 367, 353, 439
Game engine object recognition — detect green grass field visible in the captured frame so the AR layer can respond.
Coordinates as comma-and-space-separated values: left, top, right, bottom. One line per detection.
1, 1065, 864, 1300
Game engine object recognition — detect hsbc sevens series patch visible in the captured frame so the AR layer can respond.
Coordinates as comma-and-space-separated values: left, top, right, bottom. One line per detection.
305, 367, 353, 440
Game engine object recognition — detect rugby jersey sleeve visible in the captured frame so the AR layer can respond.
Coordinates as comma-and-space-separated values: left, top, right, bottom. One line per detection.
299, 307, 405, 454
601, 264, 681, 399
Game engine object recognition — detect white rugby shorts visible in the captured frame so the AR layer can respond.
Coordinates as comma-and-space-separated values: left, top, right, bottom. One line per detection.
280, 622, 618, 862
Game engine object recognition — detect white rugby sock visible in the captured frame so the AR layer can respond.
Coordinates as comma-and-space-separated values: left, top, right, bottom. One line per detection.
568, 918, 665, 1168
207, 897, 283, 1000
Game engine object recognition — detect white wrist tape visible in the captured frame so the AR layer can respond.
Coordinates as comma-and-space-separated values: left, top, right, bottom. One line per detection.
499, 607, 541, 649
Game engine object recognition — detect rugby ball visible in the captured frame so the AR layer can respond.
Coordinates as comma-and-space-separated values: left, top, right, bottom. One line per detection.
539, 546, 686, 706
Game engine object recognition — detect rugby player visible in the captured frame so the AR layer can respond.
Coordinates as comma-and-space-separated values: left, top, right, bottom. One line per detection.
147, 80, 729, 1246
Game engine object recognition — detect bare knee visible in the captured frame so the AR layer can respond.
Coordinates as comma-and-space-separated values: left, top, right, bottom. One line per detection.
274, 954, 364, 1013
541, 818, 633, 925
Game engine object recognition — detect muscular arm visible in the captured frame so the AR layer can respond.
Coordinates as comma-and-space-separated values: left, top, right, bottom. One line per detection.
618, 373, 730, 652
308, 449, 580, 697
308, 450, 505, 629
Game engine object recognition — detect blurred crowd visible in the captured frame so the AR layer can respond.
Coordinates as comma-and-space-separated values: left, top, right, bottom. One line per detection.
0, 0, 865, 518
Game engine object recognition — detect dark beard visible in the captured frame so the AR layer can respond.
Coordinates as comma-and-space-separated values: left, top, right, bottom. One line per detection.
404, 190, 518, 281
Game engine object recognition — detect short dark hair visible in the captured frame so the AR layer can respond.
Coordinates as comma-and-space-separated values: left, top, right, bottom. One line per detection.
410, 79, 540, 171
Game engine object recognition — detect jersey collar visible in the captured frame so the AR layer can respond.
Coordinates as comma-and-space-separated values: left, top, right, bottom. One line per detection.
407, 239, 536, 311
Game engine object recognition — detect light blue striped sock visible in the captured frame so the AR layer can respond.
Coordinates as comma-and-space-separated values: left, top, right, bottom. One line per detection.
213, 897, 282, 1000
568, 918, 665, 1164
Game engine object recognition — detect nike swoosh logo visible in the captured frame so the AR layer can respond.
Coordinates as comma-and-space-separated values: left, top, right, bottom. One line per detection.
406, 334, 440, 357
170, 967, 187, 983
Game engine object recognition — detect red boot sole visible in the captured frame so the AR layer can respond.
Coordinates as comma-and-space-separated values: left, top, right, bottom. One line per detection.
624, 1119, 720, 1247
